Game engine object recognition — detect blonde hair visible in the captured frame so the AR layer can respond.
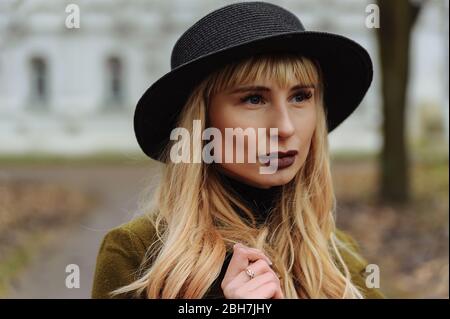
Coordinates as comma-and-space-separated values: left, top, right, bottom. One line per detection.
112, 53, 364, 298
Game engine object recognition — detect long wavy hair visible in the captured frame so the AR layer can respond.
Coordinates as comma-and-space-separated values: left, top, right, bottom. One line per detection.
111, 53, 364, 298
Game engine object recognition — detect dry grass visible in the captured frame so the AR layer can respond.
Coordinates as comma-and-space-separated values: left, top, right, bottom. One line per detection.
0, 178, 97, 295
333, 158, 449, 298
0, 151, 447, 298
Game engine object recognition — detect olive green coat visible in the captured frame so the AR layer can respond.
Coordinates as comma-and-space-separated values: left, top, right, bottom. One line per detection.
91, 214, 385, 299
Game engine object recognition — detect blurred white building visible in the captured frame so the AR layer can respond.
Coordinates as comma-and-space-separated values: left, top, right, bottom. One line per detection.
0, 0, 447, 156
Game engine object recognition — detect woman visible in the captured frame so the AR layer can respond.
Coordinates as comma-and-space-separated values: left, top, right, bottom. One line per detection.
92, 1, 384, 299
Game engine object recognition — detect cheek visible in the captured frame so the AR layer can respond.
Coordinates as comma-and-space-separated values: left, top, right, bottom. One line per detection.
305, 108, 317, 140
293, 107, 317, 159
209, 99, 256, 146
208, 98, 236, 131
208, 99, 244, 161
294, 106, 317, 138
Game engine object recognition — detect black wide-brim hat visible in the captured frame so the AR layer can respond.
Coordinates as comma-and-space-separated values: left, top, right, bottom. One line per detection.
134, 1, 373, 162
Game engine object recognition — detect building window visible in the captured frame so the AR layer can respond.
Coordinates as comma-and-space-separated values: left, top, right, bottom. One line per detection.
105, 56, 124, 109
29, 57, 48, 108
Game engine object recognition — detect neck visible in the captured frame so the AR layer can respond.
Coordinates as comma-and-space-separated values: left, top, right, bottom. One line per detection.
217, 170, 282, 225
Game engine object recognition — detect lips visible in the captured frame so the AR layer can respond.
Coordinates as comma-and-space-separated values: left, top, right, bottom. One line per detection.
269, 150, 298, 158
258, 150, 298, 169
260, 150, 298, 160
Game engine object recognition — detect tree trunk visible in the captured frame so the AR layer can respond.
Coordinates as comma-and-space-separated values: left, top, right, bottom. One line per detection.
376, 0, 422, 203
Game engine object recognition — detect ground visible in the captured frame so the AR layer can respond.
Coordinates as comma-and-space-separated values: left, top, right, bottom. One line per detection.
1, 164, 159, 298
0, 157, 448, 298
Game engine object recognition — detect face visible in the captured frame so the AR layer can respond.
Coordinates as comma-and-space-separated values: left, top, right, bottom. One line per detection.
208, 79, 317, 189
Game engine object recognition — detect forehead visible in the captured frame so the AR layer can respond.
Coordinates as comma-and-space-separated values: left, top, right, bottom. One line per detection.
217, 56, 319, 92
225, 82, 316, 95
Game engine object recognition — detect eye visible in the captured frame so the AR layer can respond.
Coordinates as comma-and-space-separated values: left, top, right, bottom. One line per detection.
292, 90, 313, 103
240, 94, 265, 105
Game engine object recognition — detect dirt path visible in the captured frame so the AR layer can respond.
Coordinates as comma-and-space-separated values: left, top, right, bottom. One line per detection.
1, 164, 160, 299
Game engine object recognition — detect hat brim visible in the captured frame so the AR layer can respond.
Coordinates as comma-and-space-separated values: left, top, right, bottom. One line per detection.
134, 31, 373, 161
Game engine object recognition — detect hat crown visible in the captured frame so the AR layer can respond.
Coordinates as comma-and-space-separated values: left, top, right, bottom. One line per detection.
170, 1, 304, 69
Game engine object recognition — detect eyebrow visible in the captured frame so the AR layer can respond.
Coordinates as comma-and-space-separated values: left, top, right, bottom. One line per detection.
228, 84, 315, 94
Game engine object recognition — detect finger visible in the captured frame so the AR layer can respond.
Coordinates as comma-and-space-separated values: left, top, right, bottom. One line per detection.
223, 244, 271, 282
242, 272, 278, 292
242, 246, 273, 264
226, 276, 283, 299
225, 258, 276, 292
246, 282, 281, 299
235, 243, 273, 265
273, 286, 284, 299
242, 259, 277, 281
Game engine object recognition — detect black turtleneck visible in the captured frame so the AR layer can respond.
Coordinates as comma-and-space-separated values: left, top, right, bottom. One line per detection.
217, 170, 282, 226
204, 170, 283, 298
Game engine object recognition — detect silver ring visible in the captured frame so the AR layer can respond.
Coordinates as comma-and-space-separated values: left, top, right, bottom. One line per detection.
245, 267, 255, 279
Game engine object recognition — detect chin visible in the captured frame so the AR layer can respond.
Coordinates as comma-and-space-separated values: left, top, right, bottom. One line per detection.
253, 166, 298, 187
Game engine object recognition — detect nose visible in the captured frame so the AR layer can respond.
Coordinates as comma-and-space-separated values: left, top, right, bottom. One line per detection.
268, 100, 296, 139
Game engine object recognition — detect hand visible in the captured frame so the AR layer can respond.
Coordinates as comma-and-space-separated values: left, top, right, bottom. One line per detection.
221, 243, 284, 299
